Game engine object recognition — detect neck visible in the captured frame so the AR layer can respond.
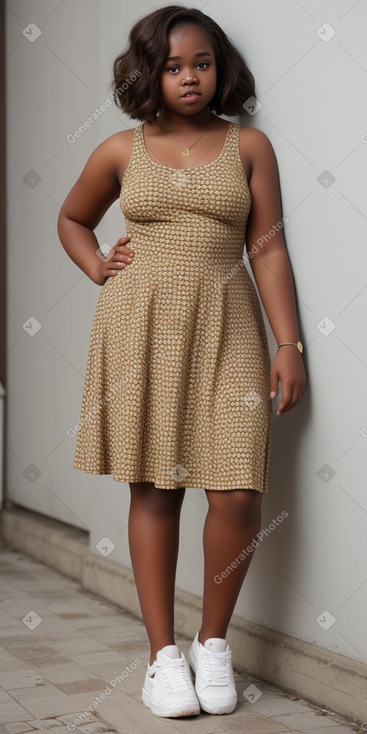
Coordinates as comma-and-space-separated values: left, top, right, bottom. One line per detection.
156, 107, 213, 132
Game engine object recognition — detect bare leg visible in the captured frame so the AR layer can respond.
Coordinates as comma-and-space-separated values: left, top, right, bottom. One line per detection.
199, 488, 262, 644
128, 482, 186, 665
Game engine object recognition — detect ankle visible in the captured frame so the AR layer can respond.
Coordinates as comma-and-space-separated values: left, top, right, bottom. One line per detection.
198, 628, 227, 646
149, 639, 176, 666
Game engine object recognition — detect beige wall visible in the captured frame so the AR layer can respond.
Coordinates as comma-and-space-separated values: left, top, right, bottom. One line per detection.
0, 0, 6, 387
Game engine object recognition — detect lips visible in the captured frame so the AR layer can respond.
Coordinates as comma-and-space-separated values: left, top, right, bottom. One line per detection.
181, 91, 201, 97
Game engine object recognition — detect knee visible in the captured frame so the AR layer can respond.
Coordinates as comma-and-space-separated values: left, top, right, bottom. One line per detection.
130, 482, 185, 516
207, 488, 262, 527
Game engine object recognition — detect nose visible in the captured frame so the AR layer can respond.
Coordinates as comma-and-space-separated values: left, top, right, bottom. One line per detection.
181, 73, 198, 85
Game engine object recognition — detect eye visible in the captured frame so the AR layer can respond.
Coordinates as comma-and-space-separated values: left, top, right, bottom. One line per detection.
166, 62, 210, 73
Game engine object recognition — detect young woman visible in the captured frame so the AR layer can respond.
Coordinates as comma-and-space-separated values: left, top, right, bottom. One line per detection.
58, 5, 306, 719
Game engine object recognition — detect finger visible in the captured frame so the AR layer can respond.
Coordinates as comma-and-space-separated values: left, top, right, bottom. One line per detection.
114, 244, 135, 259
278, 384, 299, 415
115, 236, 132, 250
269, 371, 279, 400
106, 259, 126, 271
107, 251, 133, 269
276, 384, 294, 415
290, 383, 305, 409
114, 247, 135, 262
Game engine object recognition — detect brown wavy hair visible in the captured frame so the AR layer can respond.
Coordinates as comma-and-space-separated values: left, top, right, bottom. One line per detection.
109, 5, 255, 123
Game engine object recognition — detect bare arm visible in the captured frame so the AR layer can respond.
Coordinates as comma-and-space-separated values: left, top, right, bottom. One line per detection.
57, 133, 134, 285
242, 128, 306, 415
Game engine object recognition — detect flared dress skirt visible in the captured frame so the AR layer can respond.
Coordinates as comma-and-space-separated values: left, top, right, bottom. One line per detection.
73, 121, 272, 491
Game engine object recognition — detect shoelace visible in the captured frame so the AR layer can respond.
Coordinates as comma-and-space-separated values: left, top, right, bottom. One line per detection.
201, 651, 231, 685
158, 657, 192, 692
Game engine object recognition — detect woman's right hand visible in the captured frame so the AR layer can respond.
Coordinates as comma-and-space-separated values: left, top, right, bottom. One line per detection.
91, 236, 135, 285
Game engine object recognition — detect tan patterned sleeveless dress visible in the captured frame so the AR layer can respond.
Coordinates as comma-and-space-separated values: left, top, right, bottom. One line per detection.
73, 120, 272, 492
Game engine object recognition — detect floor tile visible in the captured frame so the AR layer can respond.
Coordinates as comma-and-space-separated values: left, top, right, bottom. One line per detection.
272, 711, 344, 729
0, 701, 34, 725
0, 545, 358, 734
4, 724, 36, 733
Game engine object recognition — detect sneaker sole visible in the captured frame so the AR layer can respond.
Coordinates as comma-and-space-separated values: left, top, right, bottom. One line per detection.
199, 698, 237, 715
142, 688, 200, 717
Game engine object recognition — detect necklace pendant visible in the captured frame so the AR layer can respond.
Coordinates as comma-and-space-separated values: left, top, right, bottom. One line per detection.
182, 148, 191, 157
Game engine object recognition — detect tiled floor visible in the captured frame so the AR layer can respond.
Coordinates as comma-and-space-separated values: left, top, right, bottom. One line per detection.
0, 543, 361, 734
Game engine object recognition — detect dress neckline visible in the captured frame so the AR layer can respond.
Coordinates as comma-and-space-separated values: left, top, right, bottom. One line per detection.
140, 121, 233, 171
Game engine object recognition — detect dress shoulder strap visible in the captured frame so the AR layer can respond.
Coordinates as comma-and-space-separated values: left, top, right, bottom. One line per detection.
224, 122, 241, 160
127, 123, 145, 167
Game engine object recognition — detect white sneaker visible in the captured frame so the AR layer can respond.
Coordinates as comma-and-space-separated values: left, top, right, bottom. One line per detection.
188, 632, 237, 714
142, 644, 200, 717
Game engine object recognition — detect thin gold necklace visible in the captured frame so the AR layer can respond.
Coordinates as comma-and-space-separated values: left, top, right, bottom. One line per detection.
157, 114, 214, 157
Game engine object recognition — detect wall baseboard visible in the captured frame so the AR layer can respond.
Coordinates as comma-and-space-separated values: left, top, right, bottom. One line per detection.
1, 505, 366, 723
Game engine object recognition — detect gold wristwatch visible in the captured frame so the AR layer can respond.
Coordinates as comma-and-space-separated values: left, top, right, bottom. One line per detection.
276, 341, 303, 354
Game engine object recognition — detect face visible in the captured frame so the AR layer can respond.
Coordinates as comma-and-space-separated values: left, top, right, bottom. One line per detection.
160, 24, 217, 115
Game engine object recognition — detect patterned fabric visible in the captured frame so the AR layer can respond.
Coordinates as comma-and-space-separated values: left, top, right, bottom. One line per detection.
73, 121, 272, 491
